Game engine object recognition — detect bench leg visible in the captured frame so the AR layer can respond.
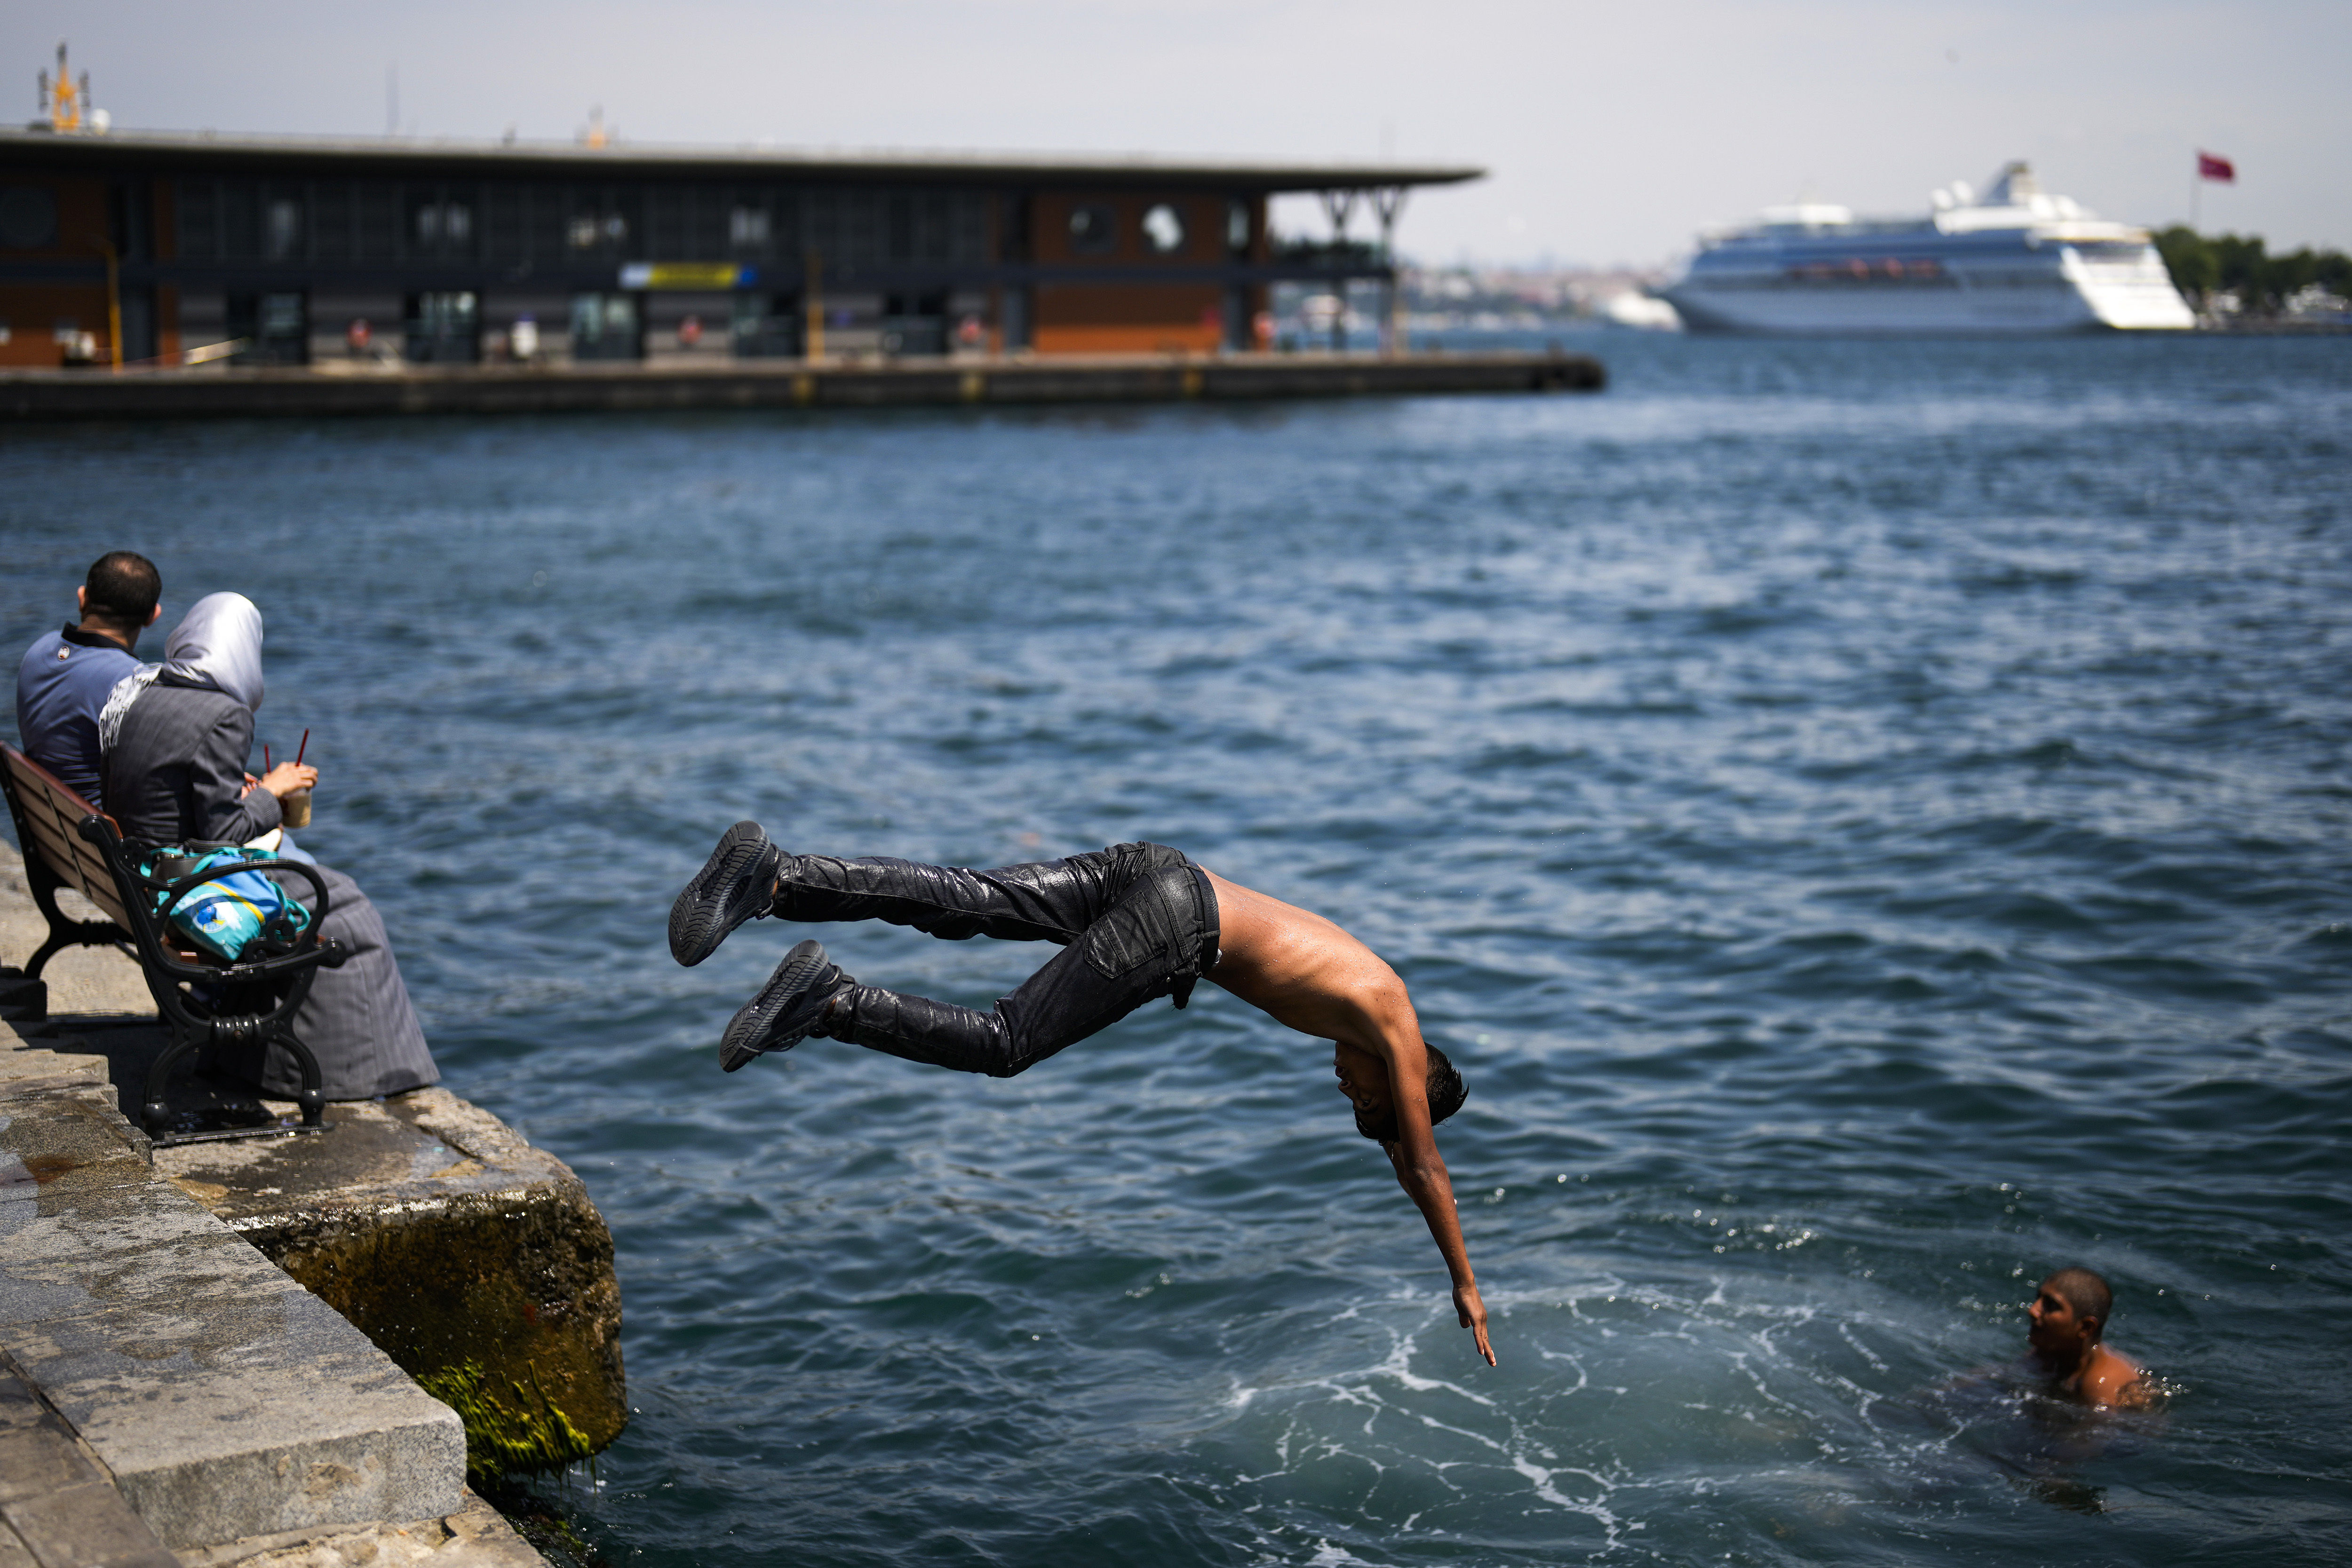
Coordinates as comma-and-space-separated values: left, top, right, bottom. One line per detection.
24, 917, 124, 979
271, 1025, 328, 1128
141, 1025, 202, 1141
142, 1022, 330, 1141
24, 932, 69, 980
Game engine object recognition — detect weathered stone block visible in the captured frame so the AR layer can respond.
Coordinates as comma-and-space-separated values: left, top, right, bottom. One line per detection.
0, 1088, 466, 1548
8, 1284, 465, 1548
2, 1481, 182, 1568
156, 1089, 627, 1478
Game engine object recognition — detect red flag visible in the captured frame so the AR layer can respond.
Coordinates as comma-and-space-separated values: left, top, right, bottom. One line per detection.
2197, 151, 2236, 183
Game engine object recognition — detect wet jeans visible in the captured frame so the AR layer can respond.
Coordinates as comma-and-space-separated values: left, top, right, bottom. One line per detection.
770, 841, 1220, 1077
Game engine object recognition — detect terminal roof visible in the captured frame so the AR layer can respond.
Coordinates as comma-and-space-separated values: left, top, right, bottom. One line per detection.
2, 127, 1483, 190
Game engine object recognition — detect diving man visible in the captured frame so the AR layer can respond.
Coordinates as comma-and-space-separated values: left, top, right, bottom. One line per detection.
672, 826, 1494, 1365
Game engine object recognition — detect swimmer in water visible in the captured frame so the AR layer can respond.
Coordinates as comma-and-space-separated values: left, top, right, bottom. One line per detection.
2025, 1267, 2150, 1409
671, 827, 1494, 1365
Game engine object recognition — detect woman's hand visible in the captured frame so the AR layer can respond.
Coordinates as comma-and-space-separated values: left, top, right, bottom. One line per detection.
1454, 1280, 1496, 1366
258, 762, 318, 799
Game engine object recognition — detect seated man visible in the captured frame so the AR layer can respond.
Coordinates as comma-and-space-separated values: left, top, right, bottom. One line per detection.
14, 551, 161, 802
672, 825, 1494, 1365
2026, 1267, 2150, 1408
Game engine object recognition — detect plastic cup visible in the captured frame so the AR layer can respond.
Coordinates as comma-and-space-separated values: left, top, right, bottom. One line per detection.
280, 788, 312, 829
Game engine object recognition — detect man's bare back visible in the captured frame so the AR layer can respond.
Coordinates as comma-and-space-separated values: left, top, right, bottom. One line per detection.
1201, 870, 1495, 1365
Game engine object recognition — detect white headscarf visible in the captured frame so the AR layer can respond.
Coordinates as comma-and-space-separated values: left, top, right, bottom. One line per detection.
96, 592, 268, 752
159, 592, 267, 711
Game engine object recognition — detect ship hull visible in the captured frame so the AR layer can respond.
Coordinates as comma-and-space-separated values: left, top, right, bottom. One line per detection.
1661, 191, 2196, 337
1664, 264, 2193, 336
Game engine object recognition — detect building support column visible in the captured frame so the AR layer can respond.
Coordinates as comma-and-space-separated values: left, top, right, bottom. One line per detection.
1319, 189, 1360, 353
1374, 187, 1407, 358
804, 249, 824, 362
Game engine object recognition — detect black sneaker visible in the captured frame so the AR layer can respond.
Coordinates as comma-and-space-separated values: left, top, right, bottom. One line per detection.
670, 821, 785, 967
720, 940, 850, 1072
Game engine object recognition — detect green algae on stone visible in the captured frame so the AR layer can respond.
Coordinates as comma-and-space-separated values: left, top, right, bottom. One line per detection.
152, 1089, 629, 1473
419, 1358, 598, 1479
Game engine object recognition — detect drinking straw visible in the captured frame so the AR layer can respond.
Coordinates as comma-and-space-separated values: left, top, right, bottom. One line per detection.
294, 729, 310, 766
263, 744, 272, 770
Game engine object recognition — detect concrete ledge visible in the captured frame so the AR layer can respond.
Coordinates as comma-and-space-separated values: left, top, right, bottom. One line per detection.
0, 1068, 466, 1548
0, 1356, 180, 1568
158, 1090, 628, 1476
0, 349, 1604, 420
174, 1489, 548, 1568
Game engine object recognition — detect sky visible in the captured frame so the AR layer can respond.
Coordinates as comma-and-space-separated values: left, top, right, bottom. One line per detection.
7, 0, 2345, 267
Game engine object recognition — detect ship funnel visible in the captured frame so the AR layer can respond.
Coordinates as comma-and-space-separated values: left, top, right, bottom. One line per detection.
1983, 161, 2038, 206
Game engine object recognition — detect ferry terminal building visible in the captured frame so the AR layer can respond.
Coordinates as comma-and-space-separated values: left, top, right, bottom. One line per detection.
0, 128, 1476, 369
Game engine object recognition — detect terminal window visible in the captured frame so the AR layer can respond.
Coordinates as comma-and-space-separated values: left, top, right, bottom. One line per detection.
570, 212, 628, 250
0, 186, 57, 250
266, 199, 302, 260
1069, 204, 1115, 255
1142, 203, 1184, 254
414, 201, 474, 251
730, 206, 771, 250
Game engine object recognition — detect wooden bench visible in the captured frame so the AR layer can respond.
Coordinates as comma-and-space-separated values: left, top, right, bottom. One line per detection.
3, 744, 337, 1143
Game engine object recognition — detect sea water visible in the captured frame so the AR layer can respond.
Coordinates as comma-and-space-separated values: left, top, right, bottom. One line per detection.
4, 334, 2347, 1566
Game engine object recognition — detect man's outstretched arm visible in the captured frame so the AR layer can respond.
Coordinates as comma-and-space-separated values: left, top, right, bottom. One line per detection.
1382, 1055, 1494, 1365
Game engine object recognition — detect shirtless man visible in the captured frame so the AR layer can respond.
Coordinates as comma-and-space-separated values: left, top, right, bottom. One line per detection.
670, 826, 1494, 1366
2026, 1267, 2149, 1409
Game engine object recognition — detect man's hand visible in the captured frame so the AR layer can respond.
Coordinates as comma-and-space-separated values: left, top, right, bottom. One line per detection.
258, 762, 318, 799
1454, 1280, 1495, 1365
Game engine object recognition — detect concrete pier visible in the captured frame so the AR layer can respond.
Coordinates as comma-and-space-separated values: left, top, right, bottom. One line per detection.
0, 840, 600, 1564
0, 349, 1603, 421
154, 1090, 627, 1477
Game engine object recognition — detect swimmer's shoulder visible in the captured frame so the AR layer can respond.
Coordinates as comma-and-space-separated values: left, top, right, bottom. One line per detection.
2084, 1346, 2153, 1409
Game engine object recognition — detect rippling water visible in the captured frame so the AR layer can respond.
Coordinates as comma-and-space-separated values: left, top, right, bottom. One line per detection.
6, 335, 2350, 1566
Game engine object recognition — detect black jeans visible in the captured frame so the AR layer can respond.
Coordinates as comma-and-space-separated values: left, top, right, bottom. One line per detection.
772, 841, 1220, 1077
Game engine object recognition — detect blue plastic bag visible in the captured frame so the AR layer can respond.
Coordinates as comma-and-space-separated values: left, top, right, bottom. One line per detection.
143, 847, 313, 962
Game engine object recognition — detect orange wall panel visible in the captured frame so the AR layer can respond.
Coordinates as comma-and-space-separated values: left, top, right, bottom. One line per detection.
0, 285, 112, 366
1033, 282, 1224, 355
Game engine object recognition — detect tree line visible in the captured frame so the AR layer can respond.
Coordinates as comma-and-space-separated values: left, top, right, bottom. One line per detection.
2153, 228, 2352, 312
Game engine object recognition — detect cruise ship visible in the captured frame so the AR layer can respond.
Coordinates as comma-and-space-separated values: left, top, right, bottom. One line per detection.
1658, 163, 2194, 335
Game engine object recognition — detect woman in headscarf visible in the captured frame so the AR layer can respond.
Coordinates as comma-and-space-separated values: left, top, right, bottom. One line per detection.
100, 592, 438, 1101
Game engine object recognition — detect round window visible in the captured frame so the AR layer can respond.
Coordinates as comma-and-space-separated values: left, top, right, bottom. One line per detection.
1142, 203, 1185, 254
0, 187, 59, 251
1068, 205, 1115, 254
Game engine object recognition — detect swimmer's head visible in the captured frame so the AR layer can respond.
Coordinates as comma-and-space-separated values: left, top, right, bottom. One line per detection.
2029, 1267, 2113, 1351
1333, 1039, 1466, 1145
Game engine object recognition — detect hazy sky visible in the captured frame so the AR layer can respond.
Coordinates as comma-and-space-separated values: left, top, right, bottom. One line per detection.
8, 0, 2344, 265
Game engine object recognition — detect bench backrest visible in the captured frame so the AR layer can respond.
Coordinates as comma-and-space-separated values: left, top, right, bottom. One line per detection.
1, 745, 134, 932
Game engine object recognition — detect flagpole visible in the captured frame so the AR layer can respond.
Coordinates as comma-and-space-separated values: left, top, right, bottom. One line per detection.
2191, 160, 2200, 233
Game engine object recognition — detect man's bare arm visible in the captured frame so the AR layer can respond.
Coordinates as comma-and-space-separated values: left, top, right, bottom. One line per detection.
1201, 871, 1495, 1365
1383, 1074, 1495, 1365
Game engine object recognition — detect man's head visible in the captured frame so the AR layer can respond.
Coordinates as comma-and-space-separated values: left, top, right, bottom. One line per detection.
75, 552, 161, 636
2028, 1267, 2113, 1357
1333, 1038, 1466, 1146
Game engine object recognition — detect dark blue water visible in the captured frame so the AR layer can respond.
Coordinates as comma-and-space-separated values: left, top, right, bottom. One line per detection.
6, 335, 2350, 1566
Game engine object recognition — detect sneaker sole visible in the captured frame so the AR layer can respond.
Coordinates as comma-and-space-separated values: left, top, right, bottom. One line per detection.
670, 820, 776, 967
720, 939, 833, 1072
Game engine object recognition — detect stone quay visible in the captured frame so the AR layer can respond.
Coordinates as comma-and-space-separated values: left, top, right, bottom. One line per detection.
1, 838, 623, 1566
